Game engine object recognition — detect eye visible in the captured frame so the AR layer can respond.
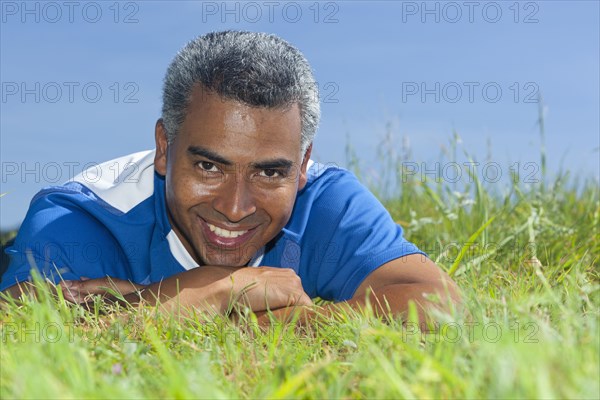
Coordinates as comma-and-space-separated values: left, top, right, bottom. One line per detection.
197, 161, 219, 172
258, 169, 281, 178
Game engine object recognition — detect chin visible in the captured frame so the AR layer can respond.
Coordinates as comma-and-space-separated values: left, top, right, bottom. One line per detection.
201, 249, 251, 267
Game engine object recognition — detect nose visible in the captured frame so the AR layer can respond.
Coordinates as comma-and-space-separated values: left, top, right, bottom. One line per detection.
212, 173, 257, 223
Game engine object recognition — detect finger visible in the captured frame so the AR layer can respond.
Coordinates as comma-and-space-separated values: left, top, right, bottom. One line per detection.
70, 278, 111, 295
299, 294, 313, 306
60, 280, 75, 289
288, 292, 313, 307
60, 280, 84, 296
59, 284, 82, 303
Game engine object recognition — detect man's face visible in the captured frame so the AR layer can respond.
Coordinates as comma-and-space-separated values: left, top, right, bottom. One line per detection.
155, 86, 311, 267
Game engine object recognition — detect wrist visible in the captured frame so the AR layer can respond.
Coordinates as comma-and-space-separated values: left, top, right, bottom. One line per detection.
213, 275, 236, 315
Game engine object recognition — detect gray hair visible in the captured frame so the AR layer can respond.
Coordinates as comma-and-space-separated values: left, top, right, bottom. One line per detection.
161, 30, 320, 155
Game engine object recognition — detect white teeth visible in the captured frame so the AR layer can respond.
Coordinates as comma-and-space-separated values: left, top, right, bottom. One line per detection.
207, 223, 248, 239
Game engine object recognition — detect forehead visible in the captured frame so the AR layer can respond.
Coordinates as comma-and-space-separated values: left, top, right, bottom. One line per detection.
177, 86, 303, 160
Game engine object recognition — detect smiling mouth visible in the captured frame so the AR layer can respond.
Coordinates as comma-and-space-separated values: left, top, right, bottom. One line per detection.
199, 217, 258, 249
206, 222, 248, 238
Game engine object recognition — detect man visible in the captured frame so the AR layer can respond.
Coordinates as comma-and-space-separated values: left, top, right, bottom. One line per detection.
1, 31, 459, 324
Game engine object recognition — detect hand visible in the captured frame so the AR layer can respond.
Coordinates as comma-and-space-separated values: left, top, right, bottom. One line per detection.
226, 267, 313, 313
59, 276, 144, 304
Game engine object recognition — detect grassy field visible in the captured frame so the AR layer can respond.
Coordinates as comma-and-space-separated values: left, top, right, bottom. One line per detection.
1, 137, 598, 399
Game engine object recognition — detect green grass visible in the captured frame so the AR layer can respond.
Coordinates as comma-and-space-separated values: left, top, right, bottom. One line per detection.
1, 136, 598, 399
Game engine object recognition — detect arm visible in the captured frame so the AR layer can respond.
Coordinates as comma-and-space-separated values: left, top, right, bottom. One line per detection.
54, 266, 238, 313
344, 254, 461, 319
255, 254, 461, 328
5, 265, 313, 315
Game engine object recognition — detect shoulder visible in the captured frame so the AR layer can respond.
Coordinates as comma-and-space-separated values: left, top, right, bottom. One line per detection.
291, 161, 387, 228
25, 150, 156, 212
22, 150, 157, 224
0, 151, 161, 289
23, 149, 161, 251
68, 150, 156, 214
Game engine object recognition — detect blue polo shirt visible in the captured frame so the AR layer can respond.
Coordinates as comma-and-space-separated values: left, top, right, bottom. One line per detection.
1, 150, 425, 301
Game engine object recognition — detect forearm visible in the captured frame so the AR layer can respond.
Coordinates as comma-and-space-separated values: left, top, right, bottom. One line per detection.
340, 282, 461, 326
4, 265, 312, 319
254, 282, 462, 328
123, 266, 237, 314
0, 269, 234, 316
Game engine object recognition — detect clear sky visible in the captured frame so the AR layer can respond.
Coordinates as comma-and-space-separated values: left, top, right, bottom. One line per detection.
1, 0, 599, 229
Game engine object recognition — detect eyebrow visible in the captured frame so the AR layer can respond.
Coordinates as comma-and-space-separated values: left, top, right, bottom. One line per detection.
187, 146, 232, 166
187, 145, 294, 170
251, 159, 294, 171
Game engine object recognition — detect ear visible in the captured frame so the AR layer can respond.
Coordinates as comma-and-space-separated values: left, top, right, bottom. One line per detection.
154, 119, 169, 176
298, 143, 313, 191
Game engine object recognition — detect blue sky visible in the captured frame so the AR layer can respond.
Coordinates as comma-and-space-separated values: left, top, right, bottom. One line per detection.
1, 0, 599, 229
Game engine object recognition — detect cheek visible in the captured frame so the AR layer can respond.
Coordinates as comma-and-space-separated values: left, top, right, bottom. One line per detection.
265, 187, 298, 224
166, 170, 203, 211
